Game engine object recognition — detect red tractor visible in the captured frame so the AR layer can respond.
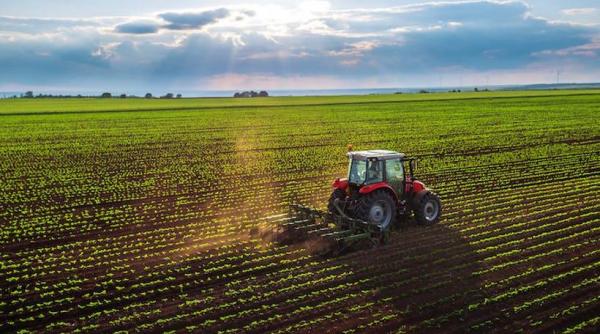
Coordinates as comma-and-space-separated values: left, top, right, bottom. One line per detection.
328, 149, 442, 231
272, 149, 442, 253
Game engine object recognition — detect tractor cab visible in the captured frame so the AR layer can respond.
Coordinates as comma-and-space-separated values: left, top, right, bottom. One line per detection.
347, 150, 407, 195
342, 150, 421, 200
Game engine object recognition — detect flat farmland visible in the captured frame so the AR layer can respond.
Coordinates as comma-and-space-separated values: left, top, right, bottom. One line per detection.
1, 90, 599, 333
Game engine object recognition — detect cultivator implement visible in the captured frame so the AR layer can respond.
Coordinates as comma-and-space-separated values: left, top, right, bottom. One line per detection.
265, 203, 388, 255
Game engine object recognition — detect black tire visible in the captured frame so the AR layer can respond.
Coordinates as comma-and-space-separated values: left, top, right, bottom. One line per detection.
413, 191, 442, 225
328, 188, 347, 214
355, 190, 397, 231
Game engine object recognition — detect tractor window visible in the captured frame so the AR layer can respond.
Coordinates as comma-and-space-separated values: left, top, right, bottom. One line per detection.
366, 159, 384, 184
386, 159, 404, 182
348, 159, 367, 184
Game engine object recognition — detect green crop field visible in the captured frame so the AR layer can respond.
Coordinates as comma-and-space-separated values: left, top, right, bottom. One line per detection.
1, 90, 599, 333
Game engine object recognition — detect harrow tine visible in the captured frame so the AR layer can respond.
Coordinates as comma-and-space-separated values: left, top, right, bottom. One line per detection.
267, 216, 296, 224
296, 224, 327, 234
281, 219, 312, 227
307, 227, 333, 235
336, 232, 371, 243
321, 230, 354, 238
264, 213, 288, 220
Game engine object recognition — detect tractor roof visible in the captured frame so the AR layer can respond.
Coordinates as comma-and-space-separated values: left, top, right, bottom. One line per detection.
347, 150, 405, 160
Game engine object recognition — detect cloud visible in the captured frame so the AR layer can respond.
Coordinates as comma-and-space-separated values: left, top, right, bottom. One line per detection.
315, 1, 596, 73
533, 36, 600, 58
159, 8, 230, 30
114, 20, 160, 34
0, 34, 110, 86
562, 8, 597, 16
0, 16, 104, 34
112, 8, 248, 34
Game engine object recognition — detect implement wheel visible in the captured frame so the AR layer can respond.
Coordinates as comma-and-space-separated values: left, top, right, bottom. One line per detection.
355, 190, 396, 232
413, 191, 442, 225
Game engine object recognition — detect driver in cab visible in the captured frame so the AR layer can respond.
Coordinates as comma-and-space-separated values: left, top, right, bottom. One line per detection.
367, 161, 382, 181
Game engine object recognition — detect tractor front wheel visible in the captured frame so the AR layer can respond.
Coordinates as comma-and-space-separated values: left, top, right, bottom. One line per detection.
355, 190, 396, 231
413, 191, 442, 225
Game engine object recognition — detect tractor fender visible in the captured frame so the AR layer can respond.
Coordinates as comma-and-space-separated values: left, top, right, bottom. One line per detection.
359, 182, 399, 202
404, 178, 426, 194
332, 178, 349, 191
412, 180, 426, 193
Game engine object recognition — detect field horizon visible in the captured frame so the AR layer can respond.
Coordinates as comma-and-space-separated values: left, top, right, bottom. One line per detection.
3, 82, 600, 99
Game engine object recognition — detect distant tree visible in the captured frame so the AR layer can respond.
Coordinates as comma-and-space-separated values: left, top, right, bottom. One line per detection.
24, 91, 34, 98
233, 92, 241, 98
161, 93, 174, 99
258, 90, 269, 97
120, 94, 127, 98
419, 89, 429, 94
101, 92, 112, 98
250, 90, 258, 97
176, 94, 182, 98
145, 93, 153, 99
474, 87, 479, 92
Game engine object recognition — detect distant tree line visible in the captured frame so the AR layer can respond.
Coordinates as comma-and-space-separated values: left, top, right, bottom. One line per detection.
18, 91, 183, 99
233, 90, 269, 98
448, 88, 490, 93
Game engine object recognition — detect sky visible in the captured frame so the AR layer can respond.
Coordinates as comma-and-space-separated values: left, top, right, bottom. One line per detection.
1, 0, 599, 92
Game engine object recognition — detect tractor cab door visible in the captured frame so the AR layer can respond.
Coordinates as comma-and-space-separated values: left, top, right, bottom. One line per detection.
385, 158, 404, 198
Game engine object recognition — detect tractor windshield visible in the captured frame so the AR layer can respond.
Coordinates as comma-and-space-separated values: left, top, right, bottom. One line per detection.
348, 159, 366, 184
349, 158, 384, 184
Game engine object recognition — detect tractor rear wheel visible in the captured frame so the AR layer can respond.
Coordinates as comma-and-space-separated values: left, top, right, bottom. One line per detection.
413, 191, 441, 225
328, 188, 347, 214
355, 190, 396, 231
